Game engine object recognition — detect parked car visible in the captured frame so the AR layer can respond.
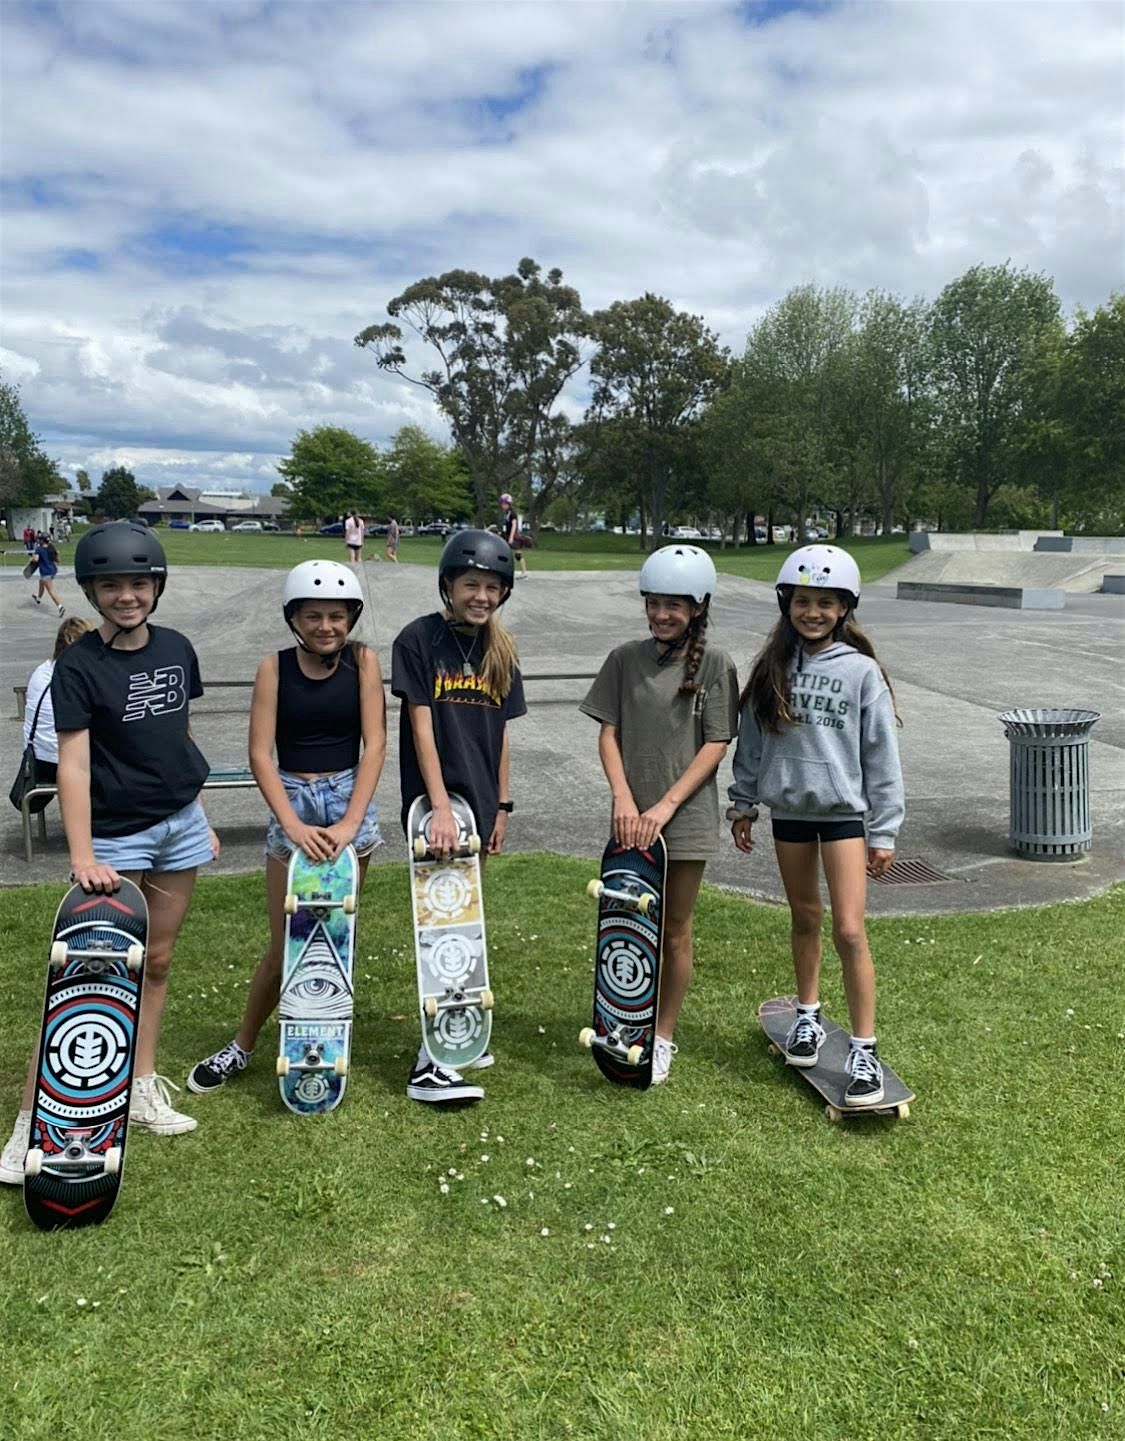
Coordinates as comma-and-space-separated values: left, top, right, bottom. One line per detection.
189, 519, 226, 532
169, 519, 191, 530
262, 521, 280, 532
230, 520, 263, 533
668, 526, 703, 540
805, 526, 828, 540
318, 522, 344, 536
417, 520, 452, 537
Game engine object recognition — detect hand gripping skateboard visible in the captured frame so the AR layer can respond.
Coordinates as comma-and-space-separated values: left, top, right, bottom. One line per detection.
580, 836, 667, 1089
25, 880, 148, 1230
407, 793, 493, 1069
277, 845, 358, 1114
759, 996, 914, 1123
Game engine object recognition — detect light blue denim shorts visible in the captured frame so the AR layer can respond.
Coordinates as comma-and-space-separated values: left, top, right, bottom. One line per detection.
265, 766, 383, 862
93, 799, 214, 874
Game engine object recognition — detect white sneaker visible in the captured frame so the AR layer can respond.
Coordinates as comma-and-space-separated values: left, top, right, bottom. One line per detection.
651, 1035, 678, 1086
131, 1074, 198, 1135
0, 1109, 32, 1185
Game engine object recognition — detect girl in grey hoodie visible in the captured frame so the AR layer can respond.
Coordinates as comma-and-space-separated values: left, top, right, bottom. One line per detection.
728, 545, 903, 1107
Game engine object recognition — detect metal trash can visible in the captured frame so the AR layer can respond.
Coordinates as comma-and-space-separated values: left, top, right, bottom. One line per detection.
998, 708, 1101, 859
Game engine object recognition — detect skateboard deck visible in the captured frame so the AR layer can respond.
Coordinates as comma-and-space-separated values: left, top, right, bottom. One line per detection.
407, 793, 492, 1069
277, 845, 358, 1114
759, 996, 914, 1122
25, 880, 148, 1230
23, 558, 37, 579
580, 837, 667, 1089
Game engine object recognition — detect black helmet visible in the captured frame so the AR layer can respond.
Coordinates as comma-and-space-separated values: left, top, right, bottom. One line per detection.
439, 529, 514, 604
75, 521, 168, 610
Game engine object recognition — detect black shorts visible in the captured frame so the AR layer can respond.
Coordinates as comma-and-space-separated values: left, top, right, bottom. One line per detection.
772, 817, 866, 844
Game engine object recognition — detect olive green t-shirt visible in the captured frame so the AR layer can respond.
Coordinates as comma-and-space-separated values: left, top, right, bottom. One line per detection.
580, 640, 740, 860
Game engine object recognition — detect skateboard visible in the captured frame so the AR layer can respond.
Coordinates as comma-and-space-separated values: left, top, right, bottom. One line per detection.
759, 996, 914, 1122
25, 880, 148, 1230
407, 793, 492, 1069
276, 845, 358, 1114
579, 836, 667, 1089
23, 557, 37, 580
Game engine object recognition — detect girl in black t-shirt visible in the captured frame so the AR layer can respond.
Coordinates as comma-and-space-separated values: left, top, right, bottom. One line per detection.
1, 522, 218, 1183
391, 530, 526, 1105
187, 560, 386, 1098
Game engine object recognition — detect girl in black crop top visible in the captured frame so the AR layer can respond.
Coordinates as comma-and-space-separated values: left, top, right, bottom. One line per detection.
186, 561, 387, 1097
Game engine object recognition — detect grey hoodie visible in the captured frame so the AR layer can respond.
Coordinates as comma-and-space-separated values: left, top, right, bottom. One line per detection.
729, 642, 905, 849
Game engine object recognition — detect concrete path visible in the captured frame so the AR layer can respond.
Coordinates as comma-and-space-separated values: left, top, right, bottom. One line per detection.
2, 556, 1123, 916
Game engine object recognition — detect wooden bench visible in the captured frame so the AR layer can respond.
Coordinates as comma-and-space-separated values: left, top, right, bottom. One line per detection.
18, 767, 260, 864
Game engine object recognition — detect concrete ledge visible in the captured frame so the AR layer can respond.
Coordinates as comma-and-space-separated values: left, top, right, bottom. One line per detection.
1103, 575, 1125, 594
897, 581, 1066, 610
1034, 536, 1073, 553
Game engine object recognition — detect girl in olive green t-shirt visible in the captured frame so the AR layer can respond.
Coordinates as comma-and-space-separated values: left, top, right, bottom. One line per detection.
580, 546, 739, 1086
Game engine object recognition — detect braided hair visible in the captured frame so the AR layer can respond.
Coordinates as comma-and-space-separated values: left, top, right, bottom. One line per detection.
677, 604, 710, 694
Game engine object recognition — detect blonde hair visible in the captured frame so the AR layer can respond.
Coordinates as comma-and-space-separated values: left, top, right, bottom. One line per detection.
480, 615, 519, 700
53, 616, 93, 659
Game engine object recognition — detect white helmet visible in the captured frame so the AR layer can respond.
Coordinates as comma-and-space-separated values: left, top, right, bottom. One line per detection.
639, 545, 717, 605
775, 545, 860, 612
282, 560, 364, 631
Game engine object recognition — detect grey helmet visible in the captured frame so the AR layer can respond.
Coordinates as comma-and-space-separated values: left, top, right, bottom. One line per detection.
74, 521, 168, 612
439, 530, 515, 605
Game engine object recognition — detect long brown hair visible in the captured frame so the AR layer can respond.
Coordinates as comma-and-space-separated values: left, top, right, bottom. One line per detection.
53, 616, 93, 659
677, 603, 710, 695
741, 607, 899, 733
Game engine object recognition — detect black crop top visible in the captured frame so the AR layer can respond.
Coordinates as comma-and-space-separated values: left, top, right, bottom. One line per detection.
275, 647, 362, 774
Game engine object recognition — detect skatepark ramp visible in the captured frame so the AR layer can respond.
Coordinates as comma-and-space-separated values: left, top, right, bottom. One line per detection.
890, 533, 1125, 594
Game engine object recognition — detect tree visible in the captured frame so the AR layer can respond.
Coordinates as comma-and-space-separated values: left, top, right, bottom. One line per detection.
1055, 294, 1125, 531
277, 426, 386, 520
270, 479, 292, 499
383, 425, 471, 521
588, 294, 729, 545
93, 466, 153, 520
928, 263, 1062, 527
0, 375, 59, 535
355, 258, 588, 520
75, 468, 92, 492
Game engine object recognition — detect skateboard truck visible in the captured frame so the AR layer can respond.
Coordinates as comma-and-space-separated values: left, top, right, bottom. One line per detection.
585, 878, 655, 916
423, 986, 494, 1019
283, 891, 355, 917
25, 1133, 121, 1179
578, 1027, 644, 1067
276, 1047, 349, 1078
413, 834, 481, 861
49, 940, 144, 972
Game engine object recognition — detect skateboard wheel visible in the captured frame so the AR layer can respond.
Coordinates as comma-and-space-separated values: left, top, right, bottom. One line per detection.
276, 1057, 291, 1077
825, 1105, 843, 1124
103, 1147, 122, 1176
767, 1043, 780, 1057
467, 835, 481, 855
342, 894, 356, 915
49, 941, 68, 968
479, 988, 494, 1011
283, 894, 298, 916
125, 943, 144, 971
585, 879, 603, 900
24, 1148, 44, 1178
578, 1027, 595, 1049
413, 837, 428, 860
634, 893, 653, 916
334, 1057, 348, 1077
626, 1044, 643, 1066
896, 1103, 911, 1120
424, 997, 438, 1019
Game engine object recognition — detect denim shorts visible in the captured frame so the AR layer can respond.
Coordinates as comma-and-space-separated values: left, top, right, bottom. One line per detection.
265, 766, 383, 861
93, 799, 214, 873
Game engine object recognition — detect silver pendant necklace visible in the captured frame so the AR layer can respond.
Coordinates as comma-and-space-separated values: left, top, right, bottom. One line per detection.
447, 620, 479, 676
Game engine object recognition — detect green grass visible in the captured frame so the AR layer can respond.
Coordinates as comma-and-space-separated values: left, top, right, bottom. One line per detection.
1, 861, 1121, 1440
5, 530, 910, 583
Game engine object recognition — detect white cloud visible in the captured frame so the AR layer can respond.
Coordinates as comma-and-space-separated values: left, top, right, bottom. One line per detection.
0, 0, 1120, 490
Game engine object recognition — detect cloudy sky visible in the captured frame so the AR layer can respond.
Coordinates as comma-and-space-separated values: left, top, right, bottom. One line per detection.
1, 0, 1121, 495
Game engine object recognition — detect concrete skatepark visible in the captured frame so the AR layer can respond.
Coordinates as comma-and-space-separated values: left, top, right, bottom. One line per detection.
2, 540, 1123, 917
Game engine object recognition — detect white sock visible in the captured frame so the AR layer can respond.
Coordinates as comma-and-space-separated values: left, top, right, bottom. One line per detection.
850, 1035, 876, 1049
797, 1001, 820, 1016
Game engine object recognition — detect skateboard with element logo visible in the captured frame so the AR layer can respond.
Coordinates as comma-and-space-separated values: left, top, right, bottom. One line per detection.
25, 880, 148, 1230
408, 793, 493, 1069
759, 996, 914, 1123
276, 845, 358, 1114
580, 836, 667, 1089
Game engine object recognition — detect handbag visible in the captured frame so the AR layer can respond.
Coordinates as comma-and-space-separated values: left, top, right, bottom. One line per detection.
9, 686, 52, 814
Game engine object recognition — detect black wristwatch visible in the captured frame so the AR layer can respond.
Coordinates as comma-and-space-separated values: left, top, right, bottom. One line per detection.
497, 801, 514, 813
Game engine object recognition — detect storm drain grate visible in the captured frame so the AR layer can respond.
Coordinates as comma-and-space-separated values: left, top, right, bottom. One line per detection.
872, 857, 963, 886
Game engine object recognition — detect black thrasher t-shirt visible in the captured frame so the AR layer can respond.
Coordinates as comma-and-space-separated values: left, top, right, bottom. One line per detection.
391, 612, 526, 837
51, 625, 210, 838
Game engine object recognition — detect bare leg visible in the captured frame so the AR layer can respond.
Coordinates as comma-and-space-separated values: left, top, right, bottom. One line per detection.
136, 868, 197, 1075
820, 838, 876, 1036
773, 840, 825, 1004
654, 860, 705, 1038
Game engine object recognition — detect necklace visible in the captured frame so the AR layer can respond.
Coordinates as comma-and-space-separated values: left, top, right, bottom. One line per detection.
446, 619, 480, 677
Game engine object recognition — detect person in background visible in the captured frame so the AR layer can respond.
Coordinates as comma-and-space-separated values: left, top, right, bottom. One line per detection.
30, 533, 65, 616
344, 510, 365, 564
22, 616, 94, 791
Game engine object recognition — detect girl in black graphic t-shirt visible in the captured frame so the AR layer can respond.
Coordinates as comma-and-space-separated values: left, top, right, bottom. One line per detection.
186, 560, 387, 1099
391, 531, 526, 1106
1, 523, 217, 1183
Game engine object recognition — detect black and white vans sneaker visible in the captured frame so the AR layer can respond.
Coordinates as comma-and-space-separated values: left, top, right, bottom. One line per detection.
844, 1044, 885, 1107
187, 1040, 250, 1094
462, 1051, 494, 1071
783, 1010, 826, 1068
406, 1058, 484, 1104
